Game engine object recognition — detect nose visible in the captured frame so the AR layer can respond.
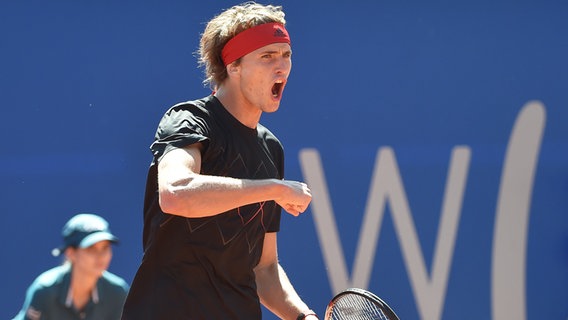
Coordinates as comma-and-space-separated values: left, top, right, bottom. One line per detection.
94, 246, 112, 259
276, 56, 291, 75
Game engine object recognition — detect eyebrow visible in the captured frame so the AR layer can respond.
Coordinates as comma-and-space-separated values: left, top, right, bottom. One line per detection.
259, 49, 292, 55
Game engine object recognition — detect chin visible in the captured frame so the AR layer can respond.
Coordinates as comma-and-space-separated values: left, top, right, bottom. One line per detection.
264, 102, 281, 113
94, 266, 109, 275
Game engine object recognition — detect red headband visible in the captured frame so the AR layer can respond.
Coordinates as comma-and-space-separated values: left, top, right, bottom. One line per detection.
221, 22, 291, 66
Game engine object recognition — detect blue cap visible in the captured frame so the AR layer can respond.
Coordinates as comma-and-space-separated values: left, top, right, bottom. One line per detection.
52, 214, 119, 257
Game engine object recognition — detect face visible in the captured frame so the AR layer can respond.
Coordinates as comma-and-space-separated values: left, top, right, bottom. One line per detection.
66, 240, 113, 278
233, 42, 292, 113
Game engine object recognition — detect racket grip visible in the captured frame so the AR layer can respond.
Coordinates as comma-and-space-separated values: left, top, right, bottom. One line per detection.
296, 310, 319, 320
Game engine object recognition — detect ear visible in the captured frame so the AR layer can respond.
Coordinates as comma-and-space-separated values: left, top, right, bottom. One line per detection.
65, 247, 77, 262
227, 63, 239, 74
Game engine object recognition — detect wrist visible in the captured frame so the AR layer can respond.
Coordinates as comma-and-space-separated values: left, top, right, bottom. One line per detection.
296, 310, 318, 320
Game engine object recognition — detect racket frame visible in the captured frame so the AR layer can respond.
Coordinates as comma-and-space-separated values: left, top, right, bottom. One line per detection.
324, 287, 400, 320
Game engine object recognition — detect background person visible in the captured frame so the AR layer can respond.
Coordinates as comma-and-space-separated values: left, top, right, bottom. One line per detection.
122, 2, 318, 319
14, 213, 129, 320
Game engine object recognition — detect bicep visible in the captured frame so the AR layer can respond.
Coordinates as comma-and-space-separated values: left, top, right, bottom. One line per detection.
158, 143, 203, 189
157, 143, 203, 214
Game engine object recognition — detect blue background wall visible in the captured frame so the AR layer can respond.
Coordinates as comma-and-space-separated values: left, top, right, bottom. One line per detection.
1, 1, 567, 319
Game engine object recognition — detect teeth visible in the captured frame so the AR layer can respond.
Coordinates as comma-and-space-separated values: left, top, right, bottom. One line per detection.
272, 80, 283, 97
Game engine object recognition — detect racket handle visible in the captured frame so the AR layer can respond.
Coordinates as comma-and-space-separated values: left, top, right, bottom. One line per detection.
296, 310, 319, 320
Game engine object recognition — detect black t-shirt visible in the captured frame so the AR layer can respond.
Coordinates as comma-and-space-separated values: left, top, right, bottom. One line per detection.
122, 96, 283, 320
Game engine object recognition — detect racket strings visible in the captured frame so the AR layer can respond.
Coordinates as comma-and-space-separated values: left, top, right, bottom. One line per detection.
328, 294, 389, 320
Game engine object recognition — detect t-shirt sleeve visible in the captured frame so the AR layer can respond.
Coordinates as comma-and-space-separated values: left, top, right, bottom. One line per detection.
266, 206, 281, 233
150, 104, 211, 163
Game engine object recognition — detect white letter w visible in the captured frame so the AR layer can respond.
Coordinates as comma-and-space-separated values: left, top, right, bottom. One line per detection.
299, 146, 470, 320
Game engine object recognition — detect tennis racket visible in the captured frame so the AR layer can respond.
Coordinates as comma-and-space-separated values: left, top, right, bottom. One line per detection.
324, 288, 400, 320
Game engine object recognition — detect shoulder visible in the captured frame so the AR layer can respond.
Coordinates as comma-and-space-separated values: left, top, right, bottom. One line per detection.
257, 123, 280, 140
164, 97, 212, 121
257, 123, 283, 150
22, 265, 69, 306
157, 96, 216, 135
30, 265, 68, 291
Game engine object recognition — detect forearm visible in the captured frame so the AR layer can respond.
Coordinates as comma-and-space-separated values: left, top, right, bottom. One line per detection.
157, 145, 311, 218
255, 262, 315, 320
160, 173, 283, 218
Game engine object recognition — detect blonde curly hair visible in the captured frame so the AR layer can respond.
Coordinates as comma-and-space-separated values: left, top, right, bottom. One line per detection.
197, 2, 287, 89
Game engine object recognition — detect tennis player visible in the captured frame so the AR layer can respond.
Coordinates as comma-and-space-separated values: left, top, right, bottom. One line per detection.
121, 2, 318, 320
13, 214, 129, 320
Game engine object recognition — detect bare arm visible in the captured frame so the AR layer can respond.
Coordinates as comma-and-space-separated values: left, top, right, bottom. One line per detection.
158, 144, 312, 218
254, 233, 318, 320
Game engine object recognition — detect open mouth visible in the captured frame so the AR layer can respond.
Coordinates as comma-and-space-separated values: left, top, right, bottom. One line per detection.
271, 80, 284, 99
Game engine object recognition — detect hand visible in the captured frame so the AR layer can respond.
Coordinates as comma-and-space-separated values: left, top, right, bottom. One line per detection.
275, 180, 312, 216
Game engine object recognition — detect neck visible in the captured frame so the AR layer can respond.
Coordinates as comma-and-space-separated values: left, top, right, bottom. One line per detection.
214, 86, 261, 129
69, 268, 99, 310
